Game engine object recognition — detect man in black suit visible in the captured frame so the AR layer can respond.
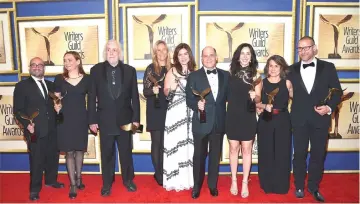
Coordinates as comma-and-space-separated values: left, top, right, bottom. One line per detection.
13, 57, 64, 201
185, 46, 229, 199
288, 36, 342, 202
88, 40, 140, 196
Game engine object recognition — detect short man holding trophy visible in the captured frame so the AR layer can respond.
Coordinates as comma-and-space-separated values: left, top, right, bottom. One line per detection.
88, 40, 140, 196
288, 36, 342, 202
13, 57, 64, 201
185, 46, 229, 199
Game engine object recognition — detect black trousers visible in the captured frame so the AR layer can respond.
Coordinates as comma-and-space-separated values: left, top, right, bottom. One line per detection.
100, 129, 135, 188
293, 122, 328, 191
28, 130, 59, 193
193, 130, 224, 190
150, 130, 164, 183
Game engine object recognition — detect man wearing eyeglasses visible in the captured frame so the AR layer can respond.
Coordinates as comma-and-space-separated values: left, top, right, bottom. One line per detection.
288, 36, 342, 202
13, 57, 64, 201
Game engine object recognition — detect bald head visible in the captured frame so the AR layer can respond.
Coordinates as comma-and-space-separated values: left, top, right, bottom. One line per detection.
201, 46, 217, 68
29, 57, 45, 78
201, 46, 217, 57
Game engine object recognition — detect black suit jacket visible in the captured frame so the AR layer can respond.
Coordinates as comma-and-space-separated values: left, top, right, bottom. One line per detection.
185, 67, 229, 137
88, 61, 140, 135
288, 58, 342, 128
13, 77, 56, 141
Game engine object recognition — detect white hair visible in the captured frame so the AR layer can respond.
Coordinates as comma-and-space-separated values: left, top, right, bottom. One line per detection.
102, 39, 124, 61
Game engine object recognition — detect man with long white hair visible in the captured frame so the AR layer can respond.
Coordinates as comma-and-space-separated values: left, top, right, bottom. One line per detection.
88, 39, 140, 196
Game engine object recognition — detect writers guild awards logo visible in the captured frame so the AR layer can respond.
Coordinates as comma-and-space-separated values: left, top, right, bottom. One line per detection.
213, 23, 244, 62
320, 15, 352, 59
330, 91, 354, 139
133, 15, 167, 59
31, 26, 60, 65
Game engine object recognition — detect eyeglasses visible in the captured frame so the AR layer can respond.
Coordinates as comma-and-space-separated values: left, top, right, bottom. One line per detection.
30, 63, 45, 68
297, 45, 314, 52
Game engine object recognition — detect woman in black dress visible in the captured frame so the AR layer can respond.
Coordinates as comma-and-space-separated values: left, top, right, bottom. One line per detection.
226, 43, 261, 198
256, 55, 293, 194
54, 51, 91, 199
143, 40, 171, 186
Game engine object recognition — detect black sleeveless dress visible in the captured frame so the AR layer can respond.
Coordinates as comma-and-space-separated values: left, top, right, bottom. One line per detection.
226, 68, 257, 141
257, 78, 292, 194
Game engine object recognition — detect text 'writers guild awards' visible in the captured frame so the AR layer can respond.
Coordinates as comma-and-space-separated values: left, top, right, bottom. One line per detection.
31, 26, 60, 65
192, 87, 211, 123
133, 15, 167, 59
262, 87, 279, 121
213, 23, 244, 62
330, 89, 354, 139
49, 91, 67, 124
147, 73, 165, 108
19, 110, 39, 143
320, 15, 352, 59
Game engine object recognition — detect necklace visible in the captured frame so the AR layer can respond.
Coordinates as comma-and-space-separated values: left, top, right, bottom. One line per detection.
68, 75, 82, 79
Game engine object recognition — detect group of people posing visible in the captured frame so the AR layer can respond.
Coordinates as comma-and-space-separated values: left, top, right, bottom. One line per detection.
13, 36, 342, 202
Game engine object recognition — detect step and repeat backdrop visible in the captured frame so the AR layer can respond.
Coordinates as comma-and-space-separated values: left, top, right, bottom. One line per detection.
0, 0, 358, 173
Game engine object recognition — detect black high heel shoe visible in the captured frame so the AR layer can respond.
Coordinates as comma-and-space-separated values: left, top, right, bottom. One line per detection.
69, 185, 77, 199
77, 177, 85, 190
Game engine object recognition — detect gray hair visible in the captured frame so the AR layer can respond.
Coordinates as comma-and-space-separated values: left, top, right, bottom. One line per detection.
102, 39, 124, 61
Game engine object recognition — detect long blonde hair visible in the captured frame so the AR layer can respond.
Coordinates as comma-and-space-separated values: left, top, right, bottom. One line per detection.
152, 40, 172, 75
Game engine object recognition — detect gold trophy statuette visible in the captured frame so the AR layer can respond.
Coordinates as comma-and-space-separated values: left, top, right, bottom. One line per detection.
319, 15, 352, 59
19, 110, 40, 142
121, 123, 143, 134
245, 76, 262, 112
49, 91, 67, 124
147, 74, 165, 108
213, 23, 244, 62
192, 87, 211, 123
31, 26, 60, 65
316, 88, 341, 107
133, 15, 167, 59
263, 87, 279, 121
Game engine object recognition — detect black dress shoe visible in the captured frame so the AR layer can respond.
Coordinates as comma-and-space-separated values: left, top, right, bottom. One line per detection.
191, 189, 200, 199
308, 189, 325, 202
69, 185, 77, 199
124, 180, 137, 192
101, 187, 111, 197
29, 192, 39, 201
295, 189, 304, 198
153, 174, 163, 186
209, 188, 219, 197
45, 182, 65, 188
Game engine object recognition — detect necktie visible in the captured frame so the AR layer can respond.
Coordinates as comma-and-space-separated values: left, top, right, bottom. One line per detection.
303, 62, 315, 69
38, 80, 48, 100
207, 69, 217, 75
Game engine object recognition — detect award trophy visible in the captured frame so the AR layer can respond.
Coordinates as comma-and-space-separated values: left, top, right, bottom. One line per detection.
213, 23, 244, 62
319, 15, 352, 59
262, 87, 279, 121
133, 15, 167, 59
49, 91, 67, 124
316, 88, 341, 107
121, 123, 144, 134
330, 90, 354, 139
31, 27, 60, 65
147, 74, 165, 108
19, 110, 39, 143
192, 87, 211, 123
244, 76, 262, 112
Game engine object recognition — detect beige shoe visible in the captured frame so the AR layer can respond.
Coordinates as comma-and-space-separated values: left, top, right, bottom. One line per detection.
241, 179, 250, 198
230, 179, 238, 195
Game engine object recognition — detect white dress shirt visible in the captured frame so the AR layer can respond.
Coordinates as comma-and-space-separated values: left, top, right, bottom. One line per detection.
31, 75, 48, 99
300, 58, 317, 94
203, 67, 218, 101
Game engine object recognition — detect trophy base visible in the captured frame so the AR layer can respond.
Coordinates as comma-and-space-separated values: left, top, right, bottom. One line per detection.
223, 58, 232, 63
247, 99, 256, 112
31, 134, 37, 143
200, 110, 206, 123
262, 111, 272, 121
154, 98, 161, 109
56, 113, 64, 124
316, 101, 327, 108
144, 54, 152, 60
329, 133, 343, 139
44, 61, 55, 66
328, 53, 341, 59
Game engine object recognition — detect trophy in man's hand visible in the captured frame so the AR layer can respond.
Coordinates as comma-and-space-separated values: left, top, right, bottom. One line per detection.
213, 23, 244, 62
121, 123, 144, 134
263, 87, 279, 121
49, 91, 67, 124
319, 15, 352, 59
330, 90, 354, 139
133, 15, 167, 59
31, 27, 60, 65
147, 74, 165, 108
19, 110, 39, 143
244, 76, 262, 112
316, 88, 341, 107
192, 87, 211, 123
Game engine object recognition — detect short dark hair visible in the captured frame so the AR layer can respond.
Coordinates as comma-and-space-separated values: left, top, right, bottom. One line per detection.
264, 55, 289, 79
299, 36, 315, 45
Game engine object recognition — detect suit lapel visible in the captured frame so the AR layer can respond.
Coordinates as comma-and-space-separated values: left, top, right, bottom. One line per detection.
310, 59, 324, 95
199, 67, 215, 102
216, 69, 224, 101
294, 62, 308, 94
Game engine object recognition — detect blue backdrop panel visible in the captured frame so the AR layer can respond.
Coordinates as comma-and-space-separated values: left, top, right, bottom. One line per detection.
199, 0, 293, 11
120, 0, 194, 3
0, 75, 18, 82
0, 3, 13, 9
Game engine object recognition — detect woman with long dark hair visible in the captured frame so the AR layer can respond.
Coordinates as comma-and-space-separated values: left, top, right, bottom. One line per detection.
226, 43, 261, 198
